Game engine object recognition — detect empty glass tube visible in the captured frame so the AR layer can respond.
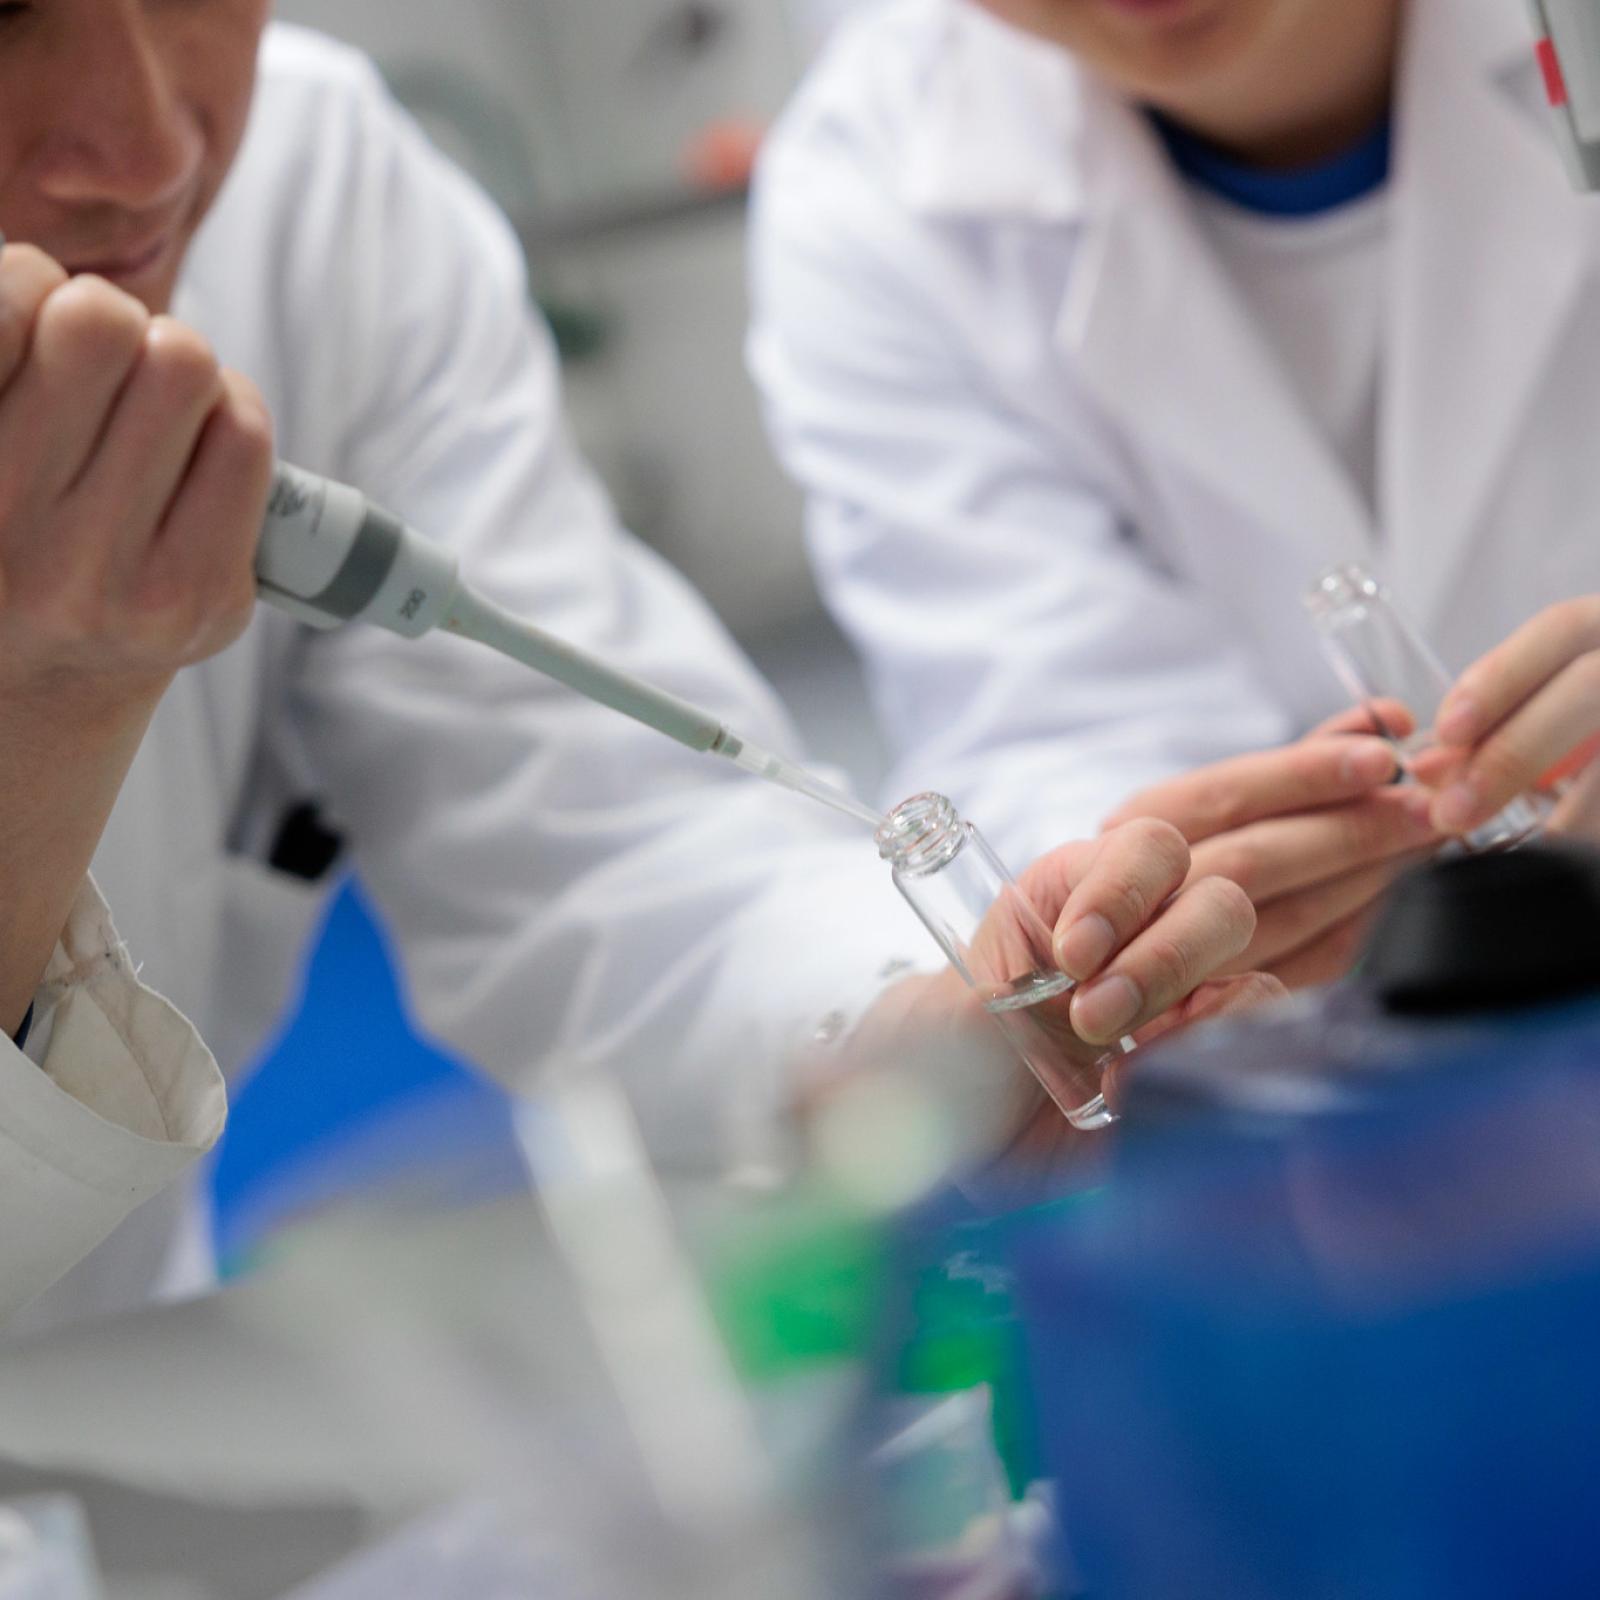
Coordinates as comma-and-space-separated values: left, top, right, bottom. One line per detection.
876, 793, 1127, 1131
1304, 564, 1552, 853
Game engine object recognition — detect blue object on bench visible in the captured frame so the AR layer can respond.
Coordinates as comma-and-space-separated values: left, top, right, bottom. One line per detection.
209, 878, 519, 1271
1005, 1000, 1600, 1600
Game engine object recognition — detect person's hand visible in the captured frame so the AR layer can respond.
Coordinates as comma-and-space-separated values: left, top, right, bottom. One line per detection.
1016, 817, 1273, 1046
0, 245, 271, 714
810, 819, 1283, 1198
0, 244, 273, 1031
1417, 599, 1600, 843
1102, 706, 1443, 989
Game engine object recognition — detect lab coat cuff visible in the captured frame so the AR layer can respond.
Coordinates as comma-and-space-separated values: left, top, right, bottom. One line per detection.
688, 849, 943, 1166
775, 868, 942, 1065
0, 876, 225, 1199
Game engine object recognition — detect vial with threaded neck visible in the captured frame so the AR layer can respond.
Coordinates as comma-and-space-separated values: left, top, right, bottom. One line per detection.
1304, 564, 1550, 852
876, 793, 1123, 1131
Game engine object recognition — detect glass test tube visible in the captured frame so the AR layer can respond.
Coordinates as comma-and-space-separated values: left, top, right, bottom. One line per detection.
876, 793, 1127, 1131
1304, 564, 1551, 853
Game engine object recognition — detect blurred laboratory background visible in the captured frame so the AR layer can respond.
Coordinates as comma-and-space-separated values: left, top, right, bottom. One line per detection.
212, 0, 886, 1262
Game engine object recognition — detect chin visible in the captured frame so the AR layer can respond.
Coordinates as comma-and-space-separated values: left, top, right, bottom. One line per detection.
984, 0, 1267, 88
1112, 6, 1280, 97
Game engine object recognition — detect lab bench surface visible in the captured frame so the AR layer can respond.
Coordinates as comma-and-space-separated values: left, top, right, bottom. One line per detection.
0, 1200, 653, 1599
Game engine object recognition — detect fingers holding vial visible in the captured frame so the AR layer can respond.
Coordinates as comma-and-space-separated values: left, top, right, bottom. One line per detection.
1037, 821, 1258, 1045
1424, 598, 1600, 840
989, 818, 1260, 1124
1100, 696, 1445, 989
1100, 730, 1401, 843
817, 800, 1282, 1203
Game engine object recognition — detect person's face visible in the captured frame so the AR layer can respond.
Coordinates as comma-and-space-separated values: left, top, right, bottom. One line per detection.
0, 0, 271, 313
972, 0, 1327, 113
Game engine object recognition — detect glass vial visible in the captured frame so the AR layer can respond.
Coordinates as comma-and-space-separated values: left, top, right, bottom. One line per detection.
1304, 564, 1552, 853
875, 793, 1126, 1131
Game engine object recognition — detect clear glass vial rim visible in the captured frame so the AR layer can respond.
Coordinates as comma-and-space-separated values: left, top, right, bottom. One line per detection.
876, 792, 971, 877
1303, 561, 1387, 630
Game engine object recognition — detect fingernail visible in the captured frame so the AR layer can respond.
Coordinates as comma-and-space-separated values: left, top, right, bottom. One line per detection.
1434, 780, 1482, 832
1343, 740, 1399, 786
1074, 974, 1142, 1042
1400, 787, 1440, 825
1408, 746, 1458, 788
1056, 913, 1116, 981
1437, 696, 1480, 745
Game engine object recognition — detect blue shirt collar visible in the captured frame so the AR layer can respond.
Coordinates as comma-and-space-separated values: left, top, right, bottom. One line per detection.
1150, 111, 1392, 218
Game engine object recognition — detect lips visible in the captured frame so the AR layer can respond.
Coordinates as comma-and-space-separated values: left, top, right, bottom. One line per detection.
1095, 0, 1211, 21
63, 231, 172, 283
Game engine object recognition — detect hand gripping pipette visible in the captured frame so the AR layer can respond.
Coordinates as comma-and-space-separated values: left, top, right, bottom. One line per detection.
0, 222, 874, 830
256, 463, 882, 828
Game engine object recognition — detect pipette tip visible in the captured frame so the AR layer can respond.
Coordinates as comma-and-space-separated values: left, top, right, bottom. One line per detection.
714, 732, 884, 830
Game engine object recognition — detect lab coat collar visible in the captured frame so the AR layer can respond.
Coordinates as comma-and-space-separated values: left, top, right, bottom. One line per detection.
904, 0, 1379, 577
899, 0, 1538, 218
1456, 0, 1550, 75
902, 0, 1598, 624
900, 0, 1095, 223
1385, 0, 1600, 631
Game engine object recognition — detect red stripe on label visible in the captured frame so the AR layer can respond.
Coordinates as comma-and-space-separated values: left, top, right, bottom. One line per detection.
1538, 37, 1570, 108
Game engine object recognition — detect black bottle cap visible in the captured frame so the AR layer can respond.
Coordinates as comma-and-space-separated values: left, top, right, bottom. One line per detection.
1365, 840, 1600, 1016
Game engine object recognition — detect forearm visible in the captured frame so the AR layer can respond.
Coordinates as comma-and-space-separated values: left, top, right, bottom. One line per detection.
0, 680, 162, 1035
0, 247, 272, 1037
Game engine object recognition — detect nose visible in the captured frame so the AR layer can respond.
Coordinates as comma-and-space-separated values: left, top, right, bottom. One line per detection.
31, 3, 202, 213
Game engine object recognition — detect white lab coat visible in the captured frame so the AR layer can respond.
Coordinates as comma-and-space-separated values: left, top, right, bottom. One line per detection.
0, 883, 224, 1327
5, 25, 926, 1335
750, 0, 1600, 863
789, 0, 885, 52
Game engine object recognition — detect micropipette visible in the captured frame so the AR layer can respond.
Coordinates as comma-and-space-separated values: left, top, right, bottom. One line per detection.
256, 462, 883, 829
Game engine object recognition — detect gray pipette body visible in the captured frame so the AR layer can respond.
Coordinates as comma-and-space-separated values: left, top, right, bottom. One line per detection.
257, 461, 723, 750
256, 463, 881, 827
0, 214, 875, 827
